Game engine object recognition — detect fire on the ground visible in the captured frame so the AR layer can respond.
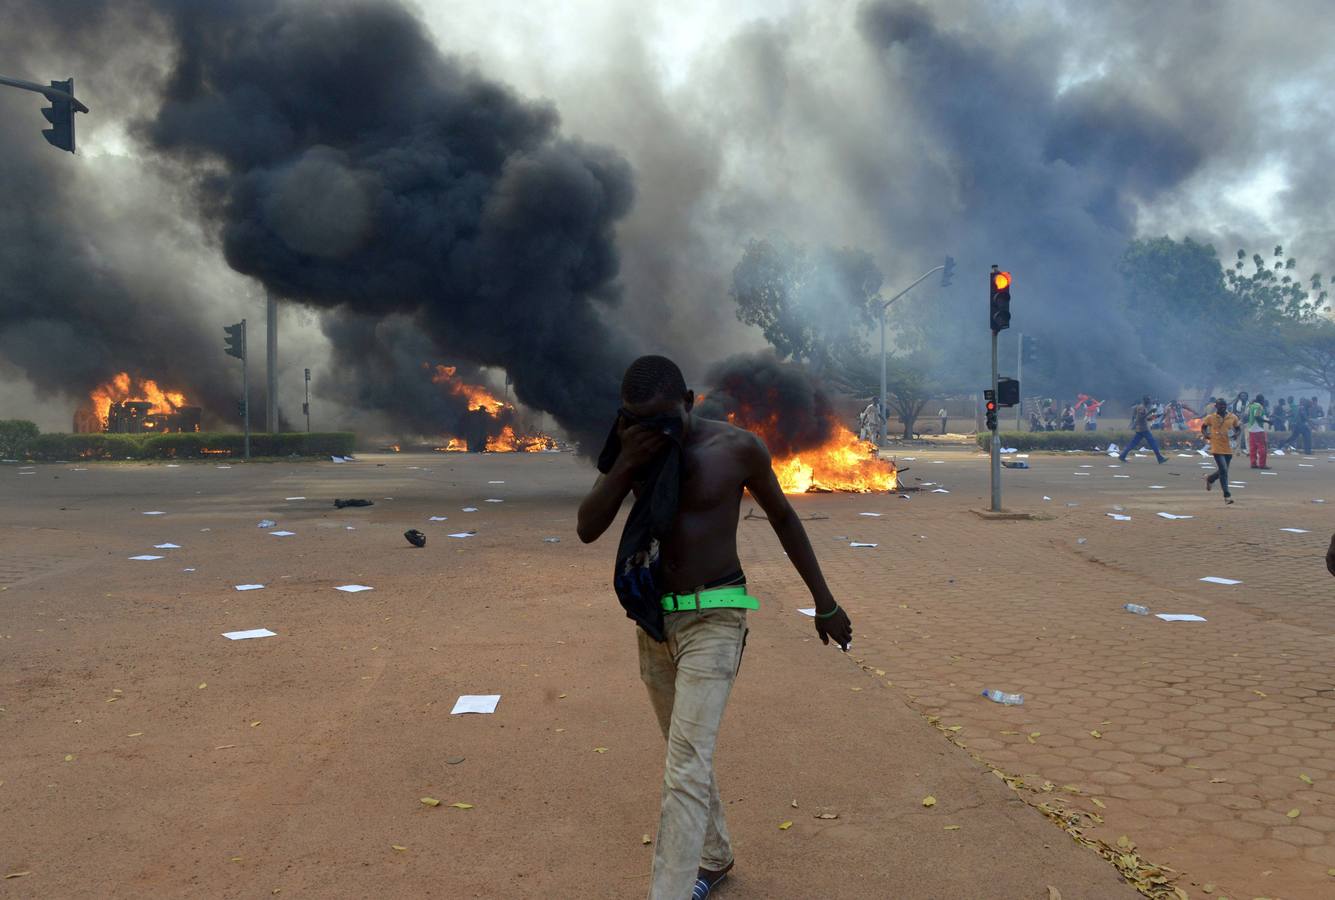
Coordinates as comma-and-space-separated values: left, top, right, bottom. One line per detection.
73, 373, 201, 434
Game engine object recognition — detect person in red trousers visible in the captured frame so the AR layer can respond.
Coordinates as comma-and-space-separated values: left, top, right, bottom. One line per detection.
1245, 395, 1270, 469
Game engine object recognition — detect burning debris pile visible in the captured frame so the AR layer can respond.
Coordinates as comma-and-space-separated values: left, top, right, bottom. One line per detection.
427, 365, 557, 453
700, 354, 896, 493
73, 373, 201, 434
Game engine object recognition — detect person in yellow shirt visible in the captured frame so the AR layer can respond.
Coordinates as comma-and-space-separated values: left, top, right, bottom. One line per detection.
1201, 398, 1241, 504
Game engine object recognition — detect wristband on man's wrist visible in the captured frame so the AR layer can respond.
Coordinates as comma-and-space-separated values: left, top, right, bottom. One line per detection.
815, 603, 841, 620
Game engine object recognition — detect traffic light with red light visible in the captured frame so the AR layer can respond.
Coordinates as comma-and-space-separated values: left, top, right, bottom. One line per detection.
984, 389, 998, 431
990, 266, 1011, 332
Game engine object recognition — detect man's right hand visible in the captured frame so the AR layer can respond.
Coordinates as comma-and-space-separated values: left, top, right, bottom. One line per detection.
612, 423, 668, 475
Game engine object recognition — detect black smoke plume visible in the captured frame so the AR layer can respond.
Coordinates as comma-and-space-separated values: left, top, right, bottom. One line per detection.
140, 0, 635, 446
697, 352, 836, 456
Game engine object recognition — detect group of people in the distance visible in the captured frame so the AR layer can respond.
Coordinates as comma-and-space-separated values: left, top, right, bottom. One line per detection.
1027, 394, 1105, 431
1117, 392, 1325, 505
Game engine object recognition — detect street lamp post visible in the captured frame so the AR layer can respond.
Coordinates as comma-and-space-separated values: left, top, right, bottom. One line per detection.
877, 258, 953, 446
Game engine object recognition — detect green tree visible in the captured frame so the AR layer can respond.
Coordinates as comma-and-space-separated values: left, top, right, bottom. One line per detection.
1269, 317, 1335, 409
829, 351, 939, 439
1226, 245, 1330, 324
731, 237, 882, 373
0, 419, 40, 458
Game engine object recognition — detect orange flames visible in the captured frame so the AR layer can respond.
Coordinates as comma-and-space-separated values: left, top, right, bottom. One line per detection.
728, 414, 897, 493
485, 425, 557, 453
430, 365, 509, 414
93, 373, 187, 422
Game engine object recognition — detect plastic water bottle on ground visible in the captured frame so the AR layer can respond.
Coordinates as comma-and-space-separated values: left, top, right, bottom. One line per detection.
982, 689, 1024, 705
1124, 603, 1149, 616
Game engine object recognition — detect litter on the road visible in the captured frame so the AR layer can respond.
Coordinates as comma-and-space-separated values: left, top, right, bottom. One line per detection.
1280, 528, 1310, 534
143, 511, 166, 516
1148, 485, 1166, 489
1156, 614, 1207, 622
428, 516, 449, 521
451, 694, 501, 715
128, 555, 163, 561
982, 689, 1024, 705
334, 498, 374, 508
404, 529, 426, 548
335, 584, 374, 593
1002, 460, 1029, 469
1199, 576, 1241, 585
1299, 463, 1314, 468
448, 532, 477, 539
1113, 474, 1130, 478
931, 488, 950, 493
269, 530, 296, 537
859, 512, 883, 517
543, 537, 561, 543
488, 480, 505, 484
850, 542, 878, 548
1042, 496, 1051, 501
223, 628, 277, 640
154, 543, 181, 549
285, 496, 306, 500
257, 519, 277, 528
461, 507, 479, 512
797, 608, 816, 617
1157, 513, 1193, 520
1106, 513, 1131, 521
234, 584, 265, 591
485, 498, 504, 503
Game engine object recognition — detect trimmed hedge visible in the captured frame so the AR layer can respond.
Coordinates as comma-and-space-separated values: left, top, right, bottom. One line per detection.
0, 420, 40, 458
976, 429, 1335, 452
25, 431, 356, 461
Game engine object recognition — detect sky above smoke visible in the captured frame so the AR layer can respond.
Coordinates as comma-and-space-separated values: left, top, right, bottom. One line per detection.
2, 0, 1332, 432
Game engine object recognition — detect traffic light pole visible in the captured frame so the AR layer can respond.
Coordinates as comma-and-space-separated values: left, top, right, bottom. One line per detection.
242, 346, 252, 460
876, 261, 949, 446
991, 328, 1001, 511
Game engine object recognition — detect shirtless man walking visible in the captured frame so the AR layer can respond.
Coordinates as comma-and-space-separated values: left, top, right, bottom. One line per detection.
578, 355, 853, 900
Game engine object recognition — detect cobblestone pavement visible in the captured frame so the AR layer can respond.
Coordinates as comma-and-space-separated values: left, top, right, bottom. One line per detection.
738, 445, 1335, 900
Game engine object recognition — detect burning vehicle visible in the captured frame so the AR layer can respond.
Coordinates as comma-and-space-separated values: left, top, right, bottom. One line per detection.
426, 364, 558, 453
72, 373, 201, 434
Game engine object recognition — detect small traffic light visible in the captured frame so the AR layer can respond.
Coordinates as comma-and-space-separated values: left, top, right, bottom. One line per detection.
989, 265, 1011, 332
984, 389, 998, 432
997, 378, 1020, 407
41, 79, 77, 152
224, 320, 246, 359
941, 255, 955, 288
237, 399, 248, 417
1021, 334, 1038, 365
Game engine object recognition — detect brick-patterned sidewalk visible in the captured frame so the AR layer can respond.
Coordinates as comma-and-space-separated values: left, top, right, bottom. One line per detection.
739, 446, 1335, 899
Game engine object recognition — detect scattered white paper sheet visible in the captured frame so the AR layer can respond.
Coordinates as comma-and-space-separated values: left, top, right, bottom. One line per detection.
461, 507, 479, 512
165, 464, 180, 468
1106, 513, 1131, 521
930, 460, 944, 464
1197, 448, 1210, 457
129, 555, 163, 561
285, 496, 306, 500
257, 519, 277, 528
143, 511, 166, 516
850, 542, 878, 548
488, 480, 505, 484
1016, 454, 1029, 458
1261, 471, 1277, 475
1107, 443, 1120, 456
234, 584, 265, 591
1280, 528, 1310, 533
448, 532, 477, 538
1042, 496, 1052, 501
1156, 513, 1193, 520
1113, 474, 1131, 478
859, 512, 883, 517
216, 465, 232, 470
1314, 499, 1326, 504
1299, 463, 1314, 468
1199, 576, 1241, 585
1107, 464, 1121, 468
485, 499, 504, 503
797, 608, 817, 617
1079, 464, 1093, 468
1149, 485, 1166, 489
428, 516, 449, 521
1156, 614, 1206, 622
451, 694, 501, 715
1073, 473, 1090, 476
154, 543, 181, 549
330, 456, 345, 463
335, 584, 373, 593
223, 628, 277, 640
269, 530, 296, 537
901, 457, 916, 461
1176, 453, 1193, 458
182, 568, 196, 572
1272, 449, 1285, 456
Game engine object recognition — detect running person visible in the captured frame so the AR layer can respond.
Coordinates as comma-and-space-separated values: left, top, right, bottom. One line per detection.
1119, 395, 1168, 463
578, 356, 853, 900
1201, 398, 1241, 504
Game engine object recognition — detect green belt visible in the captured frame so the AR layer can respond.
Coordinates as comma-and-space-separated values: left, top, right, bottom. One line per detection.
661, 585, 759, 613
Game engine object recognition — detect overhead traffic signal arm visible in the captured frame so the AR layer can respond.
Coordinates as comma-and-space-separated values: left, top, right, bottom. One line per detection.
0, 75, 89, 154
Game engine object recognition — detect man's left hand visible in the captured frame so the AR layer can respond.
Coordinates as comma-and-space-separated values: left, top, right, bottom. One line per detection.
815, 604, 853, 651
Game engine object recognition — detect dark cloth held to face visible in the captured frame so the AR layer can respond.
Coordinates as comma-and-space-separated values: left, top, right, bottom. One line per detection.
597, 411, 684, 642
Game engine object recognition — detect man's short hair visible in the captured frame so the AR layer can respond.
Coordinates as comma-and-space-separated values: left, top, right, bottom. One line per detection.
620, 355, 687, 403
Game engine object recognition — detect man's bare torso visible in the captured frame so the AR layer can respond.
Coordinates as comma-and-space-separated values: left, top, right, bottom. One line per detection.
658, 417, 759, 593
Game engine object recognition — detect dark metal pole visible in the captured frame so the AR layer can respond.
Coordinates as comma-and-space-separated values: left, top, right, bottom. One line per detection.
266, 290, 278, 434
991, 328, 1001, 511
304, 368, 311, 433
242, 319, 251, 460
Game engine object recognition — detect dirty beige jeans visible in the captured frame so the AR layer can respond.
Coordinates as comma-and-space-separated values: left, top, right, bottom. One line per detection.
638, 608, 748, 900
